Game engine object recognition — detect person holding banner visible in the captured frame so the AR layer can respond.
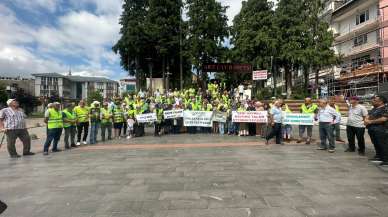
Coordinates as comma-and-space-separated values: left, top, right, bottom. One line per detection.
266, 100, 283, 145
154, 104, 164, 137
282, 102, 293, 142
298, 98, 318, 145
134, 105, 145, 137
237, 103, 248, 136
100, 102, 113, 142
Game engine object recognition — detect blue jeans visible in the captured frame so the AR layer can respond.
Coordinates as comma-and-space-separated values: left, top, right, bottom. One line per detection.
219, 122, 225, 135
228, 121, 239, 134
44, 128, 62, 152
89, 122, 100, 144
319, 123, 335, 149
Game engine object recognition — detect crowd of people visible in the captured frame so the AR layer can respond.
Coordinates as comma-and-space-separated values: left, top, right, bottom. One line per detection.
0, 82, 387, 166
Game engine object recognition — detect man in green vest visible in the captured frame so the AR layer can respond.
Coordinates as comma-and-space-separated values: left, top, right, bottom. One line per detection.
43, 102, 63, 155
297, 97, 318, 144
154, 104, 164, 136
73, 100, 89, 146
62, 102, 76, 149
112, 99, 125, 139
329, 98, 345, 142
100, 101, 113, 141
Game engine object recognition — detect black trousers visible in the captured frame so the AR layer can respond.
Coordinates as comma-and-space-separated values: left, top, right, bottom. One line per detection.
154, 122, 162, 136
368, 126, 388, 162
77, 122, 89, 142
266, 123, 282, 144
346, 126, 365, 153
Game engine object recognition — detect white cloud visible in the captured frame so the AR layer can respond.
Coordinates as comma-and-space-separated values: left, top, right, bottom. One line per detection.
217, 0, 243, 26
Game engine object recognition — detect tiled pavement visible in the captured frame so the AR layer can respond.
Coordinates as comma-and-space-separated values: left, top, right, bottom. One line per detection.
0, 119, 388, 217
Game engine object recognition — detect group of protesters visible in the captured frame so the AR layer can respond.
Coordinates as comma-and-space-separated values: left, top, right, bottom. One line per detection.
0, 81, 387, 166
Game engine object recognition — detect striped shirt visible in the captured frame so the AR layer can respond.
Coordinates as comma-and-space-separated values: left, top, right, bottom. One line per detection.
0, 107, 27, 129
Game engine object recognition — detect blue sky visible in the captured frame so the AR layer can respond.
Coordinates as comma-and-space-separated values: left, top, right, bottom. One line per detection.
0, 0, 244, 80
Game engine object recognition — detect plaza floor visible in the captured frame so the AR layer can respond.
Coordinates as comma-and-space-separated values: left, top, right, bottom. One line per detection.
0, 119, 388, 217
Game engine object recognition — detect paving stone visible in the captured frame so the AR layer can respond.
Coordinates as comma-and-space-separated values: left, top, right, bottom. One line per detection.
159, 191, 200, 200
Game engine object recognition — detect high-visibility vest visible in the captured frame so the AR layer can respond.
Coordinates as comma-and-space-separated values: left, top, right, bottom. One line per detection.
101, 108, 112, 124
301, 104, 318, 114
62, 109, 76, 128
73, 106, 89, 123
47, 108, 63, 129
237, 107, 245, 112
335, 105, 340, 113
127, 109, 135, 118
113, 108, 124, 123
156, 109, 163, 123
283, 104, 292, 113
206, 104, 213, 111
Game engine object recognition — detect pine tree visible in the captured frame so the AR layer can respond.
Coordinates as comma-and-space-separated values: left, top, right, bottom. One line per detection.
186, 0, 229, 89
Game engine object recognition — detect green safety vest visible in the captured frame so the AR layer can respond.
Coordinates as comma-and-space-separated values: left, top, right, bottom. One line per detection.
301, 104, 318, 114
335, 105, 340, 113
113, 108, 124, 123
101, 108, 112, 124
156, 109, 163, 123
62, 109, 76, 128
283, 104, 292, 113
74, 106, 89, 123
47, 108, 63, 129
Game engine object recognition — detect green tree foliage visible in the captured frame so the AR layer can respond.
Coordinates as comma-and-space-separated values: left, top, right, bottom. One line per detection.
87, 91, 104, 106
113, 0, 189, 90
0, 85, 7, 107
186, 0, 229, 88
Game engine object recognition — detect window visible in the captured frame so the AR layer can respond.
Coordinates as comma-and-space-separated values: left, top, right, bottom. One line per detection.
353, 34, 368, 47
356, 10, 369, 25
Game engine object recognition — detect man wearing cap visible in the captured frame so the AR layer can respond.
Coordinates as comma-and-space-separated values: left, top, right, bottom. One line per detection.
345, 96, 368, 155
43, 102, 63, 155
89, 101, 101, 144
0, 99, 34, 158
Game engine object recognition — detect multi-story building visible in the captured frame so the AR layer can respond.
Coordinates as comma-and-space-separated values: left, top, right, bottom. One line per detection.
322, 0, 388, 98
119, 76, 137, 95
0, 76, 35, 96
32, 73, 119, 100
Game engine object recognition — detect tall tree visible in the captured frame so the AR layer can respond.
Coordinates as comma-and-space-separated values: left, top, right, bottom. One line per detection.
113, 0, 187, 91
301, 0, 337, 97
186, 0, 229, 89
231, 0, 276, 91
275, 0, 306, 98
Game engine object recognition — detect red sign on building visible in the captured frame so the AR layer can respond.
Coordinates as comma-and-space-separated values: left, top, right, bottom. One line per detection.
202, 63, 253, 73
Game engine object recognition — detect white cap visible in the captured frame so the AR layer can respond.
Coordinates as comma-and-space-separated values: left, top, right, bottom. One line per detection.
93, 101, 100, 105
6, 99, 15, 106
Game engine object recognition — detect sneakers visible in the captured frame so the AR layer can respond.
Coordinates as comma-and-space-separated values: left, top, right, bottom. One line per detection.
76, 142, 81, 146
328, 149, 335, 153
52, 149, 62, 153
344, 149, 355, 153
317, 147, 327, 150
23, 152, 35, 156
83, 141, 87, 145
43, 152, 49, 156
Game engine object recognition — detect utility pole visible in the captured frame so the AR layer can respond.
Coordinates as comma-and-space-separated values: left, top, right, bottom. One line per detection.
179, 6, 183, 90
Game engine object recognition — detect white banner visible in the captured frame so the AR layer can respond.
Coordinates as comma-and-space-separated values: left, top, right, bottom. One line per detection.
283, 113, 314, 126
136, 113, 157, 123
252, 70, 268, 80
183, 111, 213, 127
212, 112, 227, 123
163, 109, 184, 119
232, 111, 268, 123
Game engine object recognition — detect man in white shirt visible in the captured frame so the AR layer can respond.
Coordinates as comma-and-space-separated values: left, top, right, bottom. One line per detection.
317, 99, 340, 153
345, 96, 368, 155
238, 84, 244, 97
266, 100, 283, 145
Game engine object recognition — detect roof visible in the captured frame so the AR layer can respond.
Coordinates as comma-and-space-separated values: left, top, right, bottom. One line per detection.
32, 73, 118, 83
332, 0, 367, 18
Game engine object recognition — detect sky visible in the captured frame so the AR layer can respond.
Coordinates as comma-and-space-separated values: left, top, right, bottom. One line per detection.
0, 0, 244, 80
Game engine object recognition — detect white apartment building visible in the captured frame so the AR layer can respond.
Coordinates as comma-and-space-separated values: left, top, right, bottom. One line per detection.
32, 73, 119, 100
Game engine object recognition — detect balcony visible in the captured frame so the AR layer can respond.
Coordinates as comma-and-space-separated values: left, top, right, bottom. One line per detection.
335, 17, 379, 43
340, 42, 380, 58
339, 64, 382, 80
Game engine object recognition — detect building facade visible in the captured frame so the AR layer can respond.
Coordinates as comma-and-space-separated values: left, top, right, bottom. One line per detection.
0, 76, 35, 96
32, 73, 119, 100
119, 76, 136, 95
322, 0, 388, 98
